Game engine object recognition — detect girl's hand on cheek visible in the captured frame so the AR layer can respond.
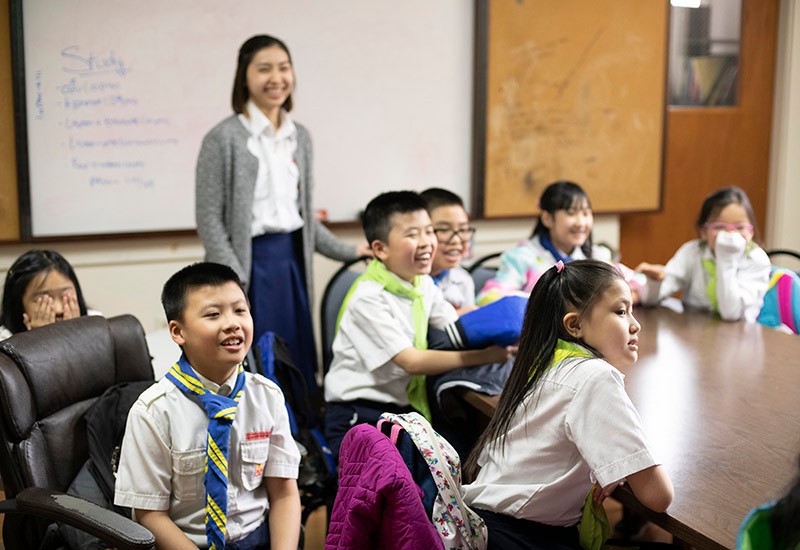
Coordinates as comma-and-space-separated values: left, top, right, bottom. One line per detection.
62, 294, 80, 321
23, 296, 56, 330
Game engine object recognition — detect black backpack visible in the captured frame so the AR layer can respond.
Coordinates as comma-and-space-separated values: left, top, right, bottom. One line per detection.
249, 331, 336, 525
59, 380, 153, 549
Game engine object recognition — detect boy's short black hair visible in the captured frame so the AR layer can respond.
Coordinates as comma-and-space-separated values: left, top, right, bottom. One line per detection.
161, 262, 245, 322
420, 187, 465, 213
361, 191, 428, 243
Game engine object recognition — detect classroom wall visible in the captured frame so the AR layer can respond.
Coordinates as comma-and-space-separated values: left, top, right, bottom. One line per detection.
766, 0, 800, 260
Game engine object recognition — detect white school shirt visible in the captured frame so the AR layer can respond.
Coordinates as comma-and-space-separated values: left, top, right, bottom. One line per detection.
114, 367, 300, 547
238, 100, 304, 236
638, 239, 771, 322
323, 273, 459, 405
435, 265, 476, 309
464, 354, 657, 527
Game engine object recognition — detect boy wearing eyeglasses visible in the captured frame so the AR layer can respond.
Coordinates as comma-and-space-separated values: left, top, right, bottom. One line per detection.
636, 186, 771, 322
420, 188, 478, 314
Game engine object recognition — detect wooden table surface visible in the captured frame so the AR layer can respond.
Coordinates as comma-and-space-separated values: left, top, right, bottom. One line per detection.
461, 304, 800, 550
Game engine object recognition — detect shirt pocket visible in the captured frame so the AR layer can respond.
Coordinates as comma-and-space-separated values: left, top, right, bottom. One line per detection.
171, 449, 206, 501
239, 439, 270, 491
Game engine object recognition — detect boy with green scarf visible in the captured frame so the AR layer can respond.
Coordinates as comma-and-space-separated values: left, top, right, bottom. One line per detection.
323, 191, 511, 461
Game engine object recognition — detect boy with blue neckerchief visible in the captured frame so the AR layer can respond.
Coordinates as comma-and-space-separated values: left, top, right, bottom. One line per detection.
323, 191, 511, 461
115, 262, 300, 550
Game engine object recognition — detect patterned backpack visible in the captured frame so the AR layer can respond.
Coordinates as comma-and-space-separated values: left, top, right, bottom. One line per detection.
378, 412, 488, 550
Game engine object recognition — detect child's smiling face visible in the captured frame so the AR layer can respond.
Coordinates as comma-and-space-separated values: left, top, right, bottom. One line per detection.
169, 281, 253, 384
430, 204, 472, 276
541, 197, 593, 255
373, 209, 437, 283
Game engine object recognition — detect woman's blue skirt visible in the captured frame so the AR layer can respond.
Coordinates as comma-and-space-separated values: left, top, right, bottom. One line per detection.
249, 231, 319, 395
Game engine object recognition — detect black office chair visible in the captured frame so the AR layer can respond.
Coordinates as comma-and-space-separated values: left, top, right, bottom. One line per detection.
766, 249, 800, 275
0, 315, 156, 549
319, 256, 370, 374
466, 251, 503, 295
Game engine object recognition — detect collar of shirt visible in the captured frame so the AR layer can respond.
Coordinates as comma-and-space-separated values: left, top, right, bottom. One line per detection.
241, 99, 296, 142
192, 366, 240, 397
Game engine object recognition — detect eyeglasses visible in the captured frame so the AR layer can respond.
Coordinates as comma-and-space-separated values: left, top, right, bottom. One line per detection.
703, 222, 754, 234
433, 226, 476, 243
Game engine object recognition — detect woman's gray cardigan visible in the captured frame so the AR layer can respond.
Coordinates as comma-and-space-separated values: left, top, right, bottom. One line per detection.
195, 115, 356, 305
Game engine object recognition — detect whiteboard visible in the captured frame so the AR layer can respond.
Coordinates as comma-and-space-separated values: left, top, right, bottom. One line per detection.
17, 0, 473, 236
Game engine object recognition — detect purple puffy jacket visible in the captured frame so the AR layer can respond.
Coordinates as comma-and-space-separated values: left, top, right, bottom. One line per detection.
325, 424, 444, 550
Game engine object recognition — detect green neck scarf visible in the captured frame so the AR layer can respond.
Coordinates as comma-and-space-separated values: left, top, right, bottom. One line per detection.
337, 260, 431, 419
543, 341, 609, 550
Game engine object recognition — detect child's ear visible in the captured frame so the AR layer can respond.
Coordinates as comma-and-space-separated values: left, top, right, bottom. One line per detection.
540, 211, 554, 229
372, 239, 389, 261
168, 319, 186, 346
562, 312, 582, 338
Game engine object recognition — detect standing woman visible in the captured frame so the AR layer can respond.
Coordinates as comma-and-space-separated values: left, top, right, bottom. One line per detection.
196, 35, 368, 395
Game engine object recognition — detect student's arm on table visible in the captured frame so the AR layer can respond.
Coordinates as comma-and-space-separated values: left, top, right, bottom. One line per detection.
135, 509, 198, 550
393, 346, 511, 376
266, 477, 302, 550
625, 465, 674, 513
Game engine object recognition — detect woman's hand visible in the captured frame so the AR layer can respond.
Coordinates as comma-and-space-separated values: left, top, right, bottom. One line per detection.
355, 241, 374, 258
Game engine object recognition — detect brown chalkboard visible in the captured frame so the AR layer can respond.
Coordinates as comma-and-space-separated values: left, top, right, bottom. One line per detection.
474, 0, 668, 218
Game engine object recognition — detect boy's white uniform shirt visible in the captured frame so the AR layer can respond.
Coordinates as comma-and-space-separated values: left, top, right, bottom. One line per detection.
114, 368, 300, 547
464, 355, 657, 527
436, 265, 476, 309
638, 239, 770, 322
324, 273, 459, 405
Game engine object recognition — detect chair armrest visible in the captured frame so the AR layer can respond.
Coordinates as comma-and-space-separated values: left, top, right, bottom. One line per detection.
10, 487, 155, 550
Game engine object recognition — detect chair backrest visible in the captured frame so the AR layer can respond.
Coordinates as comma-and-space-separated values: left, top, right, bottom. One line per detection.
466, 251, 502, 295
0, 315, 154, 500
319, 257, 368, 374
766, 249, 800, 275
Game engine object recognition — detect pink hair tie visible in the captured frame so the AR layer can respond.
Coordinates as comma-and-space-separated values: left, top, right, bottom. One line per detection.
555, 260, 565, 273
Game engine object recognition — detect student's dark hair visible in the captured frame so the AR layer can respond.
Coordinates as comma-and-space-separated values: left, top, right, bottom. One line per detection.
465, 259, 624, 478
695, 186, 759, 241
0, 250, 88, 335
231, 34, 294, 114
420, 187, 465, 213
361, 191, 429, 244
770, 454, 800, 549
161, 262, 245, 322
531, 180, 594, 259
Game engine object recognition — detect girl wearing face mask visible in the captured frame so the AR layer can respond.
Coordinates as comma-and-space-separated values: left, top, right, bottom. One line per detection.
636, 186, 771, 322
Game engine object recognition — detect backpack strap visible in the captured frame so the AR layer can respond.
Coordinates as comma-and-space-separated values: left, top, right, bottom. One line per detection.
380, 412, 488, 549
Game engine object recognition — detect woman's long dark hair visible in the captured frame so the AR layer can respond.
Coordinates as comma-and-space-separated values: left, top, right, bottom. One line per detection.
531, 180, 594, 259
465, 260, 624, 478
0, 250, 88, 334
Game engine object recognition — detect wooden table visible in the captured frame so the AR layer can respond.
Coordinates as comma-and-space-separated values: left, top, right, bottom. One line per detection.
461, 304, 800, 550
